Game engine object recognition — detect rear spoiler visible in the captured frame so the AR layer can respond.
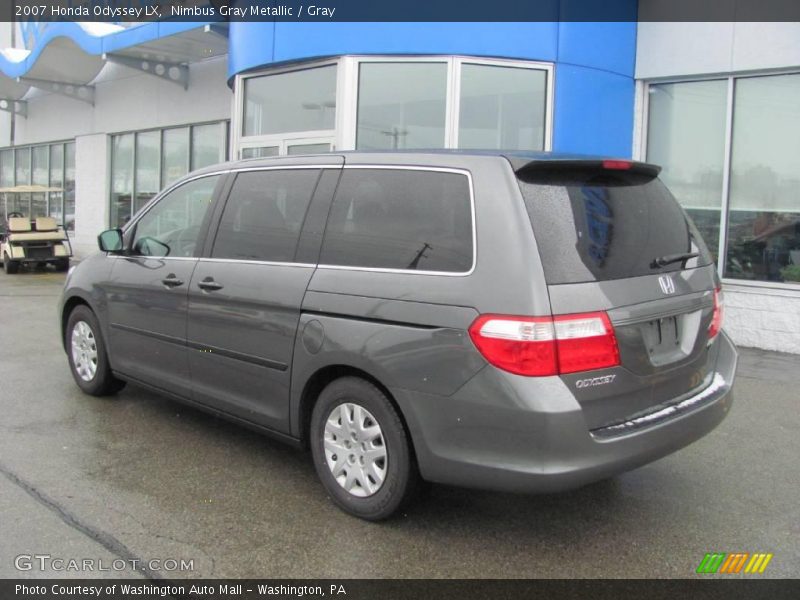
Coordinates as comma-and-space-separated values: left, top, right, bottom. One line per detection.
514, 159, 662, 180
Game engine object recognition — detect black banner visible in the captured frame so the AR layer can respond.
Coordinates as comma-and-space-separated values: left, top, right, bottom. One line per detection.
3, 579, 800, 600
4, 0, 800, 23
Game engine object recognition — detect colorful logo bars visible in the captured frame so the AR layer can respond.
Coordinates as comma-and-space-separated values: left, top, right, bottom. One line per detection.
696, 552, 773, 574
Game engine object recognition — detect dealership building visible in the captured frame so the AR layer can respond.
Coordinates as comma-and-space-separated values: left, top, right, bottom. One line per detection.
0, 6, 798, 353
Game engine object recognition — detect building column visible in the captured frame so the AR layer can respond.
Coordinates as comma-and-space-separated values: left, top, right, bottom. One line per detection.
73, 133, 109, 258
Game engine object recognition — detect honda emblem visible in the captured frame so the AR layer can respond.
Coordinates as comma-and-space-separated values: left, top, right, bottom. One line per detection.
658, 275, 676, 295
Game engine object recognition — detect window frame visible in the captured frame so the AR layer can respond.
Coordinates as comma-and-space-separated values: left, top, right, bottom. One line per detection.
640, 69, 800, 291
317, 164, 477, 277
233, 55, 554, 159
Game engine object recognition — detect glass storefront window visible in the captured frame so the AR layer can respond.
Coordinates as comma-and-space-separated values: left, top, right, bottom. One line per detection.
0, 141, 72, 229
458, 63, 547, 151
109, 121, 227, 228
243, 66, 337, 137
725, 74, 800, 284
49, 144, 64, 223
0, 149, 13, 188
241, 146, 279, 159
191, 123, 224, 170
13, 147, 31, 216
647, 80, 728, 261
111, 134, 134, 228
31, 145, 48, 218
135, 131, 160, 215
237, 57, 552, 158
357, 62, 448, 150
161, 127, 189, 188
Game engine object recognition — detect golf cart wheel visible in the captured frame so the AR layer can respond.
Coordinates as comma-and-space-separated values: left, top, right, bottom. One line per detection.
55, 258, 70, 272
3, 253, 19, 274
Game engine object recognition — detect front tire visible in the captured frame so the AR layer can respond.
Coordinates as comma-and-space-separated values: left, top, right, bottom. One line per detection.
3, 253, 19, 274
54, 258, 70, 272
66, 305, 125, 396
310, 377, 420, 521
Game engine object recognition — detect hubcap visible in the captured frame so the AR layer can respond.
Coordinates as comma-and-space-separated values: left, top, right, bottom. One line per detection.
323, 403, 387, 497
70, 321, 98, 382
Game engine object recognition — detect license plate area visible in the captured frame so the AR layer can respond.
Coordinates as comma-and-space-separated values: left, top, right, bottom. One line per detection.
644, 315, 684, 366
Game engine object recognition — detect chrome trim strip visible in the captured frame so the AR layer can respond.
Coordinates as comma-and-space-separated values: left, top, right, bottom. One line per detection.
198, 257, 316, 268
230, 164, 341, 173
118, 255, 197, 262
590, 372, 727, 439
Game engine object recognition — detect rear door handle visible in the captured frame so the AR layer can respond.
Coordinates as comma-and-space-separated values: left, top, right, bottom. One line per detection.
161, 275, 184, 288
198, 278, 224, 292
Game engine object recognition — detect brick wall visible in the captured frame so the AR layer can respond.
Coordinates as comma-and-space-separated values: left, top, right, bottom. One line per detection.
724, 285, 800, 354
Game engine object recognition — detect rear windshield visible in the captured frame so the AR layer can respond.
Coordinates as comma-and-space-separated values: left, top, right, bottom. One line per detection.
517, 167, 713, 284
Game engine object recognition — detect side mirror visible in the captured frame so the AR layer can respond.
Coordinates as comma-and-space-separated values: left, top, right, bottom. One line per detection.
97, 228, 124, 253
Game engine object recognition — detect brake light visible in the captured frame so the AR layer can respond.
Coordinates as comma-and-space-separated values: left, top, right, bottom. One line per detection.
602, 159, 633, 170
468, 312, 620, 377
708, 287, 724, 340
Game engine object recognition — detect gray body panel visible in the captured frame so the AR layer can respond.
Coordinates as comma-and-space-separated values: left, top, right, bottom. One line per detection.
187, 260, 314, 430
60, 150, 738, 495
106, 256, 196, 398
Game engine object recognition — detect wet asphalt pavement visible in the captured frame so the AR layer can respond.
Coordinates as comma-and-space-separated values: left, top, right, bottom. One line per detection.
0, 268, 798, 579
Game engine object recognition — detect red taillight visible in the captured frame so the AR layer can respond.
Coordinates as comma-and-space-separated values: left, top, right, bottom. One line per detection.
602, 159, 633, 170
468, 312, 620, 377
708, 287, 724, 340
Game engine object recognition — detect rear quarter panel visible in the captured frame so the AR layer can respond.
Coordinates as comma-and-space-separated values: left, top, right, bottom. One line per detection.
290, 154, 552, 437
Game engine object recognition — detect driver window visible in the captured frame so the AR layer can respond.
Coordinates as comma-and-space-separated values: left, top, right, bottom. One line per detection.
132, 175, 219, 257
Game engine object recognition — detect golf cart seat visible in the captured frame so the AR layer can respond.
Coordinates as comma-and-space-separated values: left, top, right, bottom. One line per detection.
8, 217, 31, 232
35, 217, 58, 232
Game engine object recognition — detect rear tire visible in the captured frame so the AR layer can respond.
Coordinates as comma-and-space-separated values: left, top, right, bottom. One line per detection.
310, 377, 420, 521
55, 258, 70, 272
66, 305, 125, 396
3, 253, 19, 274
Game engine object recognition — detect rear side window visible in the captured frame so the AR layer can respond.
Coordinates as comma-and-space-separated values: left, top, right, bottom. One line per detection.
320, 168, 473, 273
212, 169, 319, 262
517, 167, 712, 284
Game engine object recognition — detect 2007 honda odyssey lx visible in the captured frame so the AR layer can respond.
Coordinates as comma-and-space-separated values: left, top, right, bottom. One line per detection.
60, 151, 737, 520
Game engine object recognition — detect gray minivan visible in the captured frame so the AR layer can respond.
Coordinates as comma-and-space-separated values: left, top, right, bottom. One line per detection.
60, 151, 737, 520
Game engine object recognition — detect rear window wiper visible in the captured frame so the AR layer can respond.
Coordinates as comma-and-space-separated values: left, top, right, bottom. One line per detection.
650, 252, 699, 268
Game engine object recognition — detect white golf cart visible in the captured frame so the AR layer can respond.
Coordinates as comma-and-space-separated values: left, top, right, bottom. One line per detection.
1, 185, 72, 274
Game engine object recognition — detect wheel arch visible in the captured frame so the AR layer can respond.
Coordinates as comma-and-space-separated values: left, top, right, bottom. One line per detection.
60, 294, 93, 352
297, 364, 418, 461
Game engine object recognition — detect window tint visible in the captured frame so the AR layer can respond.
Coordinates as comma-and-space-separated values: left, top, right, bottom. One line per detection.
212, 169, 320, 262
517, 168, 712, 284
132, 175, 219, 258
320, 169, 473, 272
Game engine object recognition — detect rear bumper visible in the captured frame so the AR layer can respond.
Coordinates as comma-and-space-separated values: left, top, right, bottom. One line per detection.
393, 331, 737, 493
